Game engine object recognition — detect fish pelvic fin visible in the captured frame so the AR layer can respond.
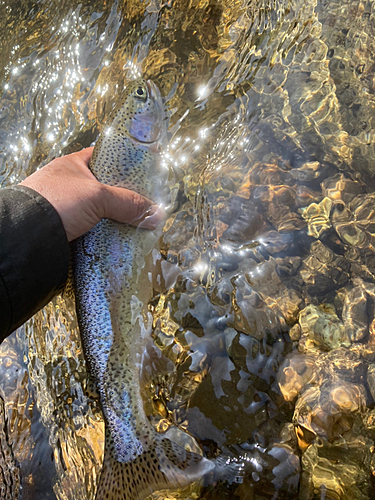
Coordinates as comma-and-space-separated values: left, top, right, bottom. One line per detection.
95, 430, 214, 500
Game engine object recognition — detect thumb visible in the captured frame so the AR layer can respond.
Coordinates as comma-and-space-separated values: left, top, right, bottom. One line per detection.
75, 146, 94, 165
101, 184, 166, 229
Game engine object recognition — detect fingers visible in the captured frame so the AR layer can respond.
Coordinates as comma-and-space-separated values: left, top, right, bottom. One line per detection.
101, 185, 166, 230
20, 146, 165, 239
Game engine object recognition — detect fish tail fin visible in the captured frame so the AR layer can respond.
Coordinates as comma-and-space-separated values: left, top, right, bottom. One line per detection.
95, 430, 214, 500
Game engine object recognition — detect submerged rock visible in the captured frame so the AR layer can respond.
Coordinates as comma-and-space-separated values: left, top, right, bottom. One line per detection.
298, 304, 351, 352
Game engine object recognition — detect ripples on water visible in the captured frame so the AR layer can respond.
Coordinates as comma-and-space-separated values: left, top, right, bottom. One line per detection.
1, 0, 375, 498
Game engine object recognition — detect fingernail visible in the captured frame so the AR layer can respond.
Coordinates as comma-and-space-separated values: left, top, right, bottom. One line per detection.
138, 205, 166, 229
146, 204, 159, 216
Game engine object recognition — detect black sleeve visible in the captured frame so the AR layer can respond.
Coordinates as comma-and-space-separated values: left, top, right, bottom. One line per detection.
0, 185, 70, 341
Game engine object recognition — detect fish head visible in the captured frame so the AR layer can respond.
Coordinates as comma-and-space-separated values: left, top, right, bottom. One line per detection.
111, 78, 167, 147
91, 78, 171, 207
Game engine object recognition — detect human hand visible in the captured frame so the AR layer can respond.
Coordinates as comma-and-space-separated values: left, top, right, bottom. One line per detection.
20, 147, 164, 242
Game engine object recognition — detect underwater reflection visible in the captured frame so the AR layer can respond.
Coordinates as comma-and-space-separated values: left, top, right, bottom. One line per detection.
1, 0, 375, 498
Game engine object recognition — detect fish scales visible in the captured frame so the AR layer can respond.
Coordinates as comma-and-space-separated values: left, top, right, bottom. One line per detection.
73, 79, 217, 500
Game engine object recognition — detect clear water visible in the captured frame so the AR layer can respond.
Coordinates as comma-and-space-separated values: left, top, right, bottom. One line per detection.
1, 0, 375, 498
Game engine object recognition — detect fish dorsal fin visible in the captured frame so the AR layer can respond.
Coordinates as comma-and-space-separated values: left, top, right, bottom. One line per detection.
95, 429, 214, 500
60, 263, 75, 300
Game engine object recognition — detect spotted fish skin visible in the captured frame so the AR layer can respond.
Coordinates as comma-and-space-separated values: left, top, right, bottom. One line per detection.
73, 79, 215, 499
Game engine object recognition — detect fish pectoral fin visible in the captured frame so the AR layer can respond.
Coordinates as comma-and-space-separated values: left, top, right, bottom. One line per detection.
95, 432, 214, 500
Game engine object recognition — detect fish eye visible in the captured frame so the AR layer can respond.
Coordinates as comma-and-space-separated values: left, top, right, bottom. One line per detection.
135, 86, 147, 99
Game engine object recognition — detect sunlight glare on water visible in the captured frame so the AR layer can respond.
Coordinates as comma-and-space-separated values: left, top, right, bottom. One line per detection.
2, 0, 375, 498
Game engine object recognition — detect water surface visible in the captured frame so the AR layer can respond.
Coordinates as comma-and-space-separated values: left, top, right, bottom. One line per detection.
1, 0, 375, 498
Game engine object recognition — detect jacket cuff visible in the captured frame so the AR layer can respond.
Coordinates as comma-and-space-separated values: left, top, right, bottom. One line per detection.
0, 185, 70, 339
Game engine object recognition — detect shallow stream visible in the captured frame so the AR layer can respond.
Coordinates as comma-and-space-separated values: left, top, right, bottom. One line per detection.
1, 0, 375, 498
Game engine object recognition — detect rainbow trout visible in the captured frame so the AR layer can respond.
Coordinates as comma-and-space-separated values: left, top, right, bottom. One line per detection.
73, 79, 217, 500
